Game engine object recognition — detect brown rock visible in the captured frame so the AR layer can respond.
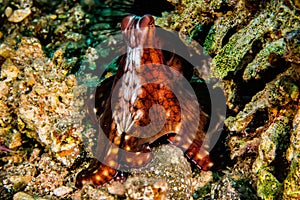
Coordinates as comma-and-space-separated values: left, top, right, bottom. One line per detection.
8, 8, 31, 23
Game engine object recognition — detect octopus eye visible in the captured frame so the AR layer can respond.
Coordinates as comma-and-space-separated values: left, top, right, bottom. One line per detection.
139, 14, 155, 28
121, 15, 135, 31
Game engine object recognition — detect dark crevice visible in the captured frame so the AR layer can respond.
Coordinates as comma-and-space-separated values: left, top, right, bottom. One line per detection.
239, 55, 289, 105
222, 26, 237, 47
244, 109, 269, 137
0, 56, 5, 68
191, 79, 212, 120
192, 22, 214, 47
132, 0, 175, 16
213, 2, 235, 13
210, 128, 234, 171
149, 133, 176, 148
223, 39, 264, 107
269, 123, 291, 182
245, 0, 263, 12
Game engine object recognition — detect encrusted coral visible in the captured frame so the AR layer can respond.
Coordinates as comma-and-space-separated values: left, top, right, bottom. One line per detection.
225, 67, 299, 133
212, 2, 298, 78
0, 36, 86, 165
0, 36, 88, 198
284, 104, 300, 199
1, 0, 300, 199
157, 0, 300, 199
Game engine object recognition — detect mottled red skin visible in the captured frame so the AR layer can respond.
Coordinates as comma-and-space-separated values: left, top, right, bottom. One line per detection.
75, 15, 212, 188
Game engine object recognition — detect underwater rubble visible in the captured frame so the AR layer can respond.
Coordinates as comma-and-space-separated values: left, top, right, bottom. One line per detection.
158, 0, 300, 199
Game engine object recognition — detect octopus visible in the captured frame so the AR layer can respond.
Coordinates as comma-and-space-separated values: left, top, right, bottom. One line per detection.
75, 14, 213, 188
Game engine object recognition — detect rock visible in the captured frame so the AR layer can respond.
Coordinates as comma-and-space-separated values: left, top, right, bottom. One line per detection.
0, 43, 15, 58
257, 169, 283, 200
24, 153, 69, 196
81, 185, 114, 200
4, 7, 13, 18
125, 177, 168, 200
9, 131, 22, 149
211, 176, 259, 200
53, 186, 73, 197
284, 30, 300, 64
129, 145, 194, 199
13, 192, 48, 200
284, 104, 300, 199
9, 175, 32, 189
0, 37, 85, 167
13, 192, 34, 200
107, 181, 126, 196
8, 8, 31, 23
0, 58, 20, 82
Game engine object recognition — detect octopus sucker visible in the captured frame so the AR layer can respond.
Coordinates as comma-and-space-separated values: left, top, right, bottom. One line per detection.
75, 14, 213, 188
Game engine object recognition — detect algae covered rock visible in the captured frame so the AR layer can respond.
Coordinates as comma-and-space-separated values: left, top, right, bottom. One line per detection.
0, 37, 85, 166
284, 104, 300, 199
129, 145, 194, 199
1, 0, 300, 199
0, 36, 89, 198
157, 0, 300, 199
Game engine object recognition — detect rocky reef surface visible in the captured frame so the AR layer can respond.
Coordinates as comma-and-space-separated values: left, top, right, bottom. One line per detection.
156, 0, 299, 199
0, 0, 300, 199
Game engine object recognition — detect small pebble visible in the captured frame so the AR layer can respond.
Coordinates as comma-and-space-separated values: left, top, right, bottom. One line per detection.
49, 14, 57, 20
8, 8, 31, 23
13, 192, 34, 200
107, 182, 126, 195
5, 7, 13, 18
53, 186, 73, 197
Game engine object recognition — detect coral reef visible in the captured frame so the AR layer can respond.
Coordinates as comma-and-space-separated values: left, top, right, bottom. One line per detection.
284, 102, 300, 199
0, 36, 85, 166
1, 0, 300, 199
157, 0, 300, 199
0, 36, 86, 198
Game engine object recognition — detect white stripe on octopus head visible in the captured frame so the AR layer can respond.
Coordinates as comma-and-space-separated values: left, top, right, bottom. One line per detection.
126, 15, 135, 31
136, 16, 141, 30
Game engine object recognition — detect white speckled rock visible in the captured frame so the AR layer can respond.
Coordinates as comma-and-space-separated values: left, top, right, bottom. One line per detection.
53, 186, 73, 197
8, 8, 31, 23
129, 144, 194, 199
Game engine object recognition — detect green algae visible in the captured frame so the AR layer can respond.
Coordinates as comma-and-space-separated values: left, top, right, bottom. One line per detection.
284, 156, 300, 199
283, 105, 300, 199
257, 169, 283, 200
211, 8, 277, 78
243, 38, 285, 81
193, 183, 211, 199
225, 67, 299, 133
210, 1, 300, 79
253, 115, 290, 173
203, 27, 216, 54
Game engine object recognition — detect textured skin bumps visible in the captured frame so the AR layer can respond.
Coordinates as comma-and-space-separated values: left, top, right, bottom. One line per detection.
75, 15, 212, 188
